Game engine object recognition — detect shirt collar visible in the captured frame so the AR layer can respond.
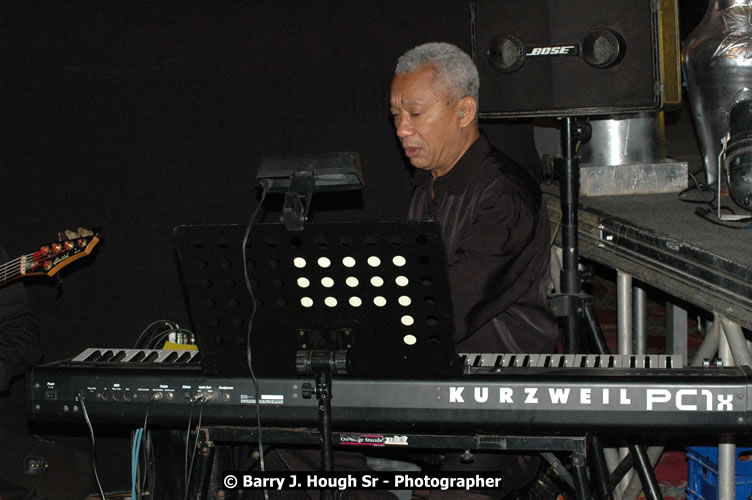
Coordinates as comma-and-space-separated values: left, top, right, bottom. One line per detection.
413, 132, 490, 195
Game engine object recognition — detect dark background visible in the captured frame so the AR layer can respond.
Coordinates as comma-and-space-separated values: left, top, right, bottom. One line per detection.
0, 1, 707, 497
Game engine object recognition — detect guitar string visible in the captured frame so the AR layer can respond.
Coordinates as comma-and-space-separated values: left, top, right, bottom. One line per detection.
1, 253, 46, 281
2, 240, 90, 281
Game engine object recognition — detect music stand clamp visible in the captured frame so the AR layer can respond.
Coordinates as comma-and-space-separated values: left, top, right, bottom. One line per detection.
297, 349, 349, 472
256, 152, 365, 231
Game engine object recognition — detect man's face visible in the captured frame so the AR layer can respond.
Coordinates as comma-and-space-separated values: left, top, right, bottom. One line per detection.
390, 66, 465, 178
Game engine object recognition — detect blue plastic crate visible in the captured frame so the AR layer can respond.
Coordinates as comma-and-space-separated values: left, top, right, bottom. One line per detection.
687, 446, 752, 499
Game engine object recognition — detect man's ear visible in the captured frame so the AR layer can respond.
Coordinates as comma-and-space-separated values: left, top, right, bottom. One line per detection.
458, 96, 478, 127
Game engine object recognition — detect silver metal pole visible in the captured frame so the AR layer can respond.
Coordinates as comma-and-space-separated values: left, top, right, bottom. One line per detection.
633, 284, 647, 355
617, 271, 633, 355
718, 327, 736, 500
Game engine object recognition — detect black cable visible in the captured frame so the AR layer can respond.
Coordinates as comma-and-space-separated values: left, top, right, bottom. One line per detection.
77, 392, 107, 500
694, 206, 752, 229
184, 399, 205, 500
184, 399, 196, 498
133, 320, 180, 349
138, 401, 153, 500
678, 171, 716, 206
242, 184, 269, 475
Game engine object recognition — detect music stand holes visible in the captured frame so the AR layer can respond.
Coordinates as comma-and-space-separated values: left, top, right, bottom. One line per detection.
224, 279, 236, 288
314, 236, 329, 250
256, 298, 264, 307
213, 336, 226, 345
264, 237, 279, 248
364, 235, 378, 246
231, 317, 243, 327
427, 335, 441, 345
300, 297, 313, 308
194, 259, 208, 270
346, 277, 359, 287
415, 235, 428, 245
392, 255, 407, 267
190, 239, 206, 249
324, 297, 338, 307
348, 296, 362, 307
250, 279, 260, 289
208, 318, 220, 327
204, 298, 216, 308
317, 257, 332, 268
424, 296, 436, 306
403, 334, 417, 346
293, 257, 307, 269
228, 299, 240, 308
370, 276, 384, 287
419, 255, 431, 266
297, 277, 310, 288
289, 236, 303, 248
367, 256, 381, 267
338, 236, 353, 247
426, 316, 438, 327
199, 280, 212, 289
395, 276, 409, 287
271, 279, 283, 289
268, 258, 279, 270
220, 259, 233, 270
275, 298, 287, 308
390, 235, 404, 246
342, 256, 356, 268
421, 276, 434, 286
401, 315, 415, 326
373, 296, 387, 307
398, 295, 411, 306
321, 277, 334, 288
215, 239, 230, 249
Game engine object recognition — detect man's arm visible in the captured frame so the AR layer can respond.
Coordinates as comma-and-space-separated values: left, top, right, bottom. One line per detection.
448, 189, 549, 343
0, 248, 42, 391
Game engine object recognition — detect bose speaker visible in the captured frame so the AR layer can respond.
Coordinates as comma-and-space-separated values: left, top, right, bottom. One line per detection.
471, 0, 680, 117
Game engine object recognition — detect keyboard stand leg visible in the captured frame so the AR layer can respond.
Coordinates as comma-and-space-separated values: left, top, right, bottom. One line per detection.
190, 428, 215, 500
572, 450, 592, 500
628, 444, 662, 500
589, 435, 613, 500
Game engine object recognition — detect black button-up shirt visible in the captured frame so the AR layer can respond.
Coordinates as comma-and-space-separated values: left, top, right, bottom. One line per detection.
408, 133, 557, 353
0, 246, 42, 391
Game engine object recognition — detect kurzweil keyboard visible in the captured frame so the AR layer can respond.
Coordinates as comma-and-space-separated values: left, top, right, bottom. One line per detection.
27, 348, 752, 433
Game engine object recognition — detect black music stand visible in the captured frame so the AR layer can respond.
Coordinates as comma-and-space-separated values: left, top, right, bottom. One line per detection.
174, 221, 462, 380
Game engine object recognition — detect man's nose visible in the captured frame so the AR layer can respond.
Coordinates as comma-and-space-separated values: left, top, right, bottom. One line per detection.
395, 116, 413, 138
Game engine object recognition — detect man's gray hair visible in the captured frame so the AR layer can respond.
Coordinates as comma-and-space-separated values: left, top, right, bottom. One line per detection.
395, 42, 480, 102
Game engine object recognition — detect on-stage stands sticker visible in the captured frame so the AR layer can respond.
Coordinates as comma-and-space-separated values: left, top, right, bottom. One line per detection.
339, 434, 409, 447
222, 471, 503, 491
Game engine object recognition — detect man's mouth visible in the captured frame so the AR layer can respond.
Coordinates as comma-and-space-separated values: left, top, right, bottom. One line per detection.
403, 146, 420, 157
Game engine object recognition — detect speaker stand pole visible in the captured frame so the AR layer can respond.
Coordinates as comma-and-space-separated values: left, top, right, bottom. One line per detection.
552, 117, 663, 500
556, 116, 584, 353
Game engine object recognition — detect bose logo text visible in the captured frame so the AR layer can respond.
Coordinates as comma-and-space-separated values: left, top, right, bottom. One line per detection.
526, 46, 576, 56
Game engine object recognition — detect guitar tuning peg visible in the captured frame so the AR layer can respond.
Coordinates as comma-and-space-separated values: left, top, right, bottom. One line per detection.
64, 229, 79, 239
